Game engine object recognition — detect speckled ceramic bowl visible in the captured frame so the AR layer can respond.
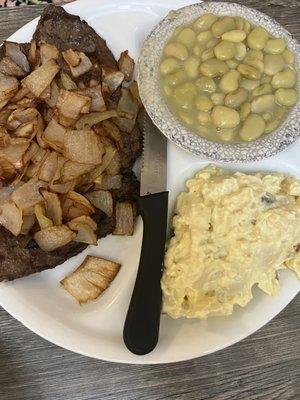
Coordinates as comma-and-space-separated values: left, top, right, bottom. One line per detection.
138, 2, 300, 162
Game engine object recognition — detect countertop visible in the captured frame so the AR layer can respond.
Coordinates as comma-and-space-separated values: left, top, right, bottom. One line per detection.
0, 1, 299, 399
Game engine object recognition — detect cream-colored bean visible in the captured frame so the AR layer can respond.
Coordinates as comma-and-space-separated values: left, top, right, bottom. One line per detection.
222, 30, 246, 42
225, 87, 248, 108
197, 30, 213, 46
197, 111, 211, 125
164, 70, 186, 87
164, 42, 188, 60
264, 54, 285, 76
184, 56, 200, 79
271, 68, 297, 89
219, 70, 240, 93
247, 27, 268, 50
274, 106, 287, 120
172, 82, 197, 109
195, 76, 216, 92
211, 92, 225, 105
226, 59, 239, 69
240, 79, 260, 91
243, 55, 264, 73
243, 20, 251, 35
260, 74, 272, 84
193, 45, 204, 56
282, 49, 295, 64
200, 58, 229, 77
218, 127, 236, 142
240, 102, 251, 120
159, 58, 180, 75
251, 94, 275, 113
206, 37, 219, 49
193, 13, 218, 31
214, 40, 236, 60
264, 119, 280, 134
253, 83, 273, 97
195, 94, 213, 112
247, 49, 264, 60
264, 38, 286, 54
162, 83, 172, 97
235, 17, 245, 31
177, 28, 196, 48
275, 88, 298, 106
211, 105, 240, 128
197, 123, 217, 137
170, 26, 182, 40
237, 64, 261, 80
179, 111, 194, 125
239, 113, 266, 141
201, 47, 215, 61
211, 17, 236, 38
235, 43, 247, 61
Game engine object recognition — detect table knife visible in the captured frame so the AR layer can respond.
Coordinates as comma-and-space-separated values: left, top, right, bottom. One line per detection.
123, 113, 168, 355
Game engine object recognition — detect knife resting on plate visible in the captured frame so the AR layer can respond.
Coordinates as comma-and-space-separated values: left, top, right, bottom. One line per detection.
123, 113, 168, 355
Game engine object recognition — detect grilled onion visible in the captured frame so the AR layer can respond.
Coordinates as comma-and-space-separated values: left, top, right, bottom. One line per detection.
0, 200, 22, 236
22, 59, 60, 97
118, 51, 134, 82
85, 190, 113, 217
34, 225, 76, 252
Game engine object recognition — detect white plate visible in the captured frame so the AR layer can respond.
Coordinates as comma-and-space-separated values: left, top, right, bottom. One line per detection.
0, 0, 299, 364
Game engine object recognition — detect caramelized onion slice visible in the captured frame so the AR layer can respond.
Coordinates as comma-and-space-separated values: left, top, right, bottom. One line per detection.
79, 85, 106, 112
67, 219, 97, 245
57, 89, 91, 120
40, 43, 59, 64
62, 49, 80, 67
38, 151, 58, 183
34, 225, 76, 252
60, 72, 77, 91
0, 73, 19, 103
22, 59, 60, 97
0, 139, 30, 170
42, 190, 62, 225
64, 129, 104, 165
85, 190, 113, 217
50, 179, 76, 194
102, 66, 124, 93
67, 215, 97, 230
61, 256, 120, 304
12, 177, 46, 210
0, 56, 26, 78
100, 120, 123, 150
75, 110, 117, 130
63, 50, 92, 78
20, 214, 35, 235
118, 51, 134, 82
0, 200, 22, 236
113, 202, 134, 236
43, 118, 66, 152
94, 174, 122, 190
67, 190, 95, 214
5, 41, 30, 73
61, 161, 94, 182
7, 107, 39, 130
34, 203, 53, 229
113, 88, 138, 133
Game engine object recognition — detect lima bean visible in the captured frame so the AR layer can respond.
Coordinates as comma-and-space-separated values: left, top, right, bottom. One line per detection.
197, 30, 213, 45
201, 47, 215, 61
237, 64, 261, 80
243, 55, 264, 73
264, 54, 285, 76
235, 17, 245, 31
239, 113, 266, 141
195, 76, 216, 92
172, 82, 197, 109
222, 30, 246, 42
193, 45, 204, 56
160, 58, 179, 75
282, 49, 295, 64
214, 40, 236, 60
211, 92, 225, 105
196, 94, 213, 112
251, 94, 275, 113
184, 56, 200, 78
226, 59, 239, 69
193, 13, 218, 31
177, 28, 196, 48
275, 88, 298, 106
272, 68, 297, 89
240, 79, 260, 91
218, 128, 236, 141
247, 27, 268, 50
200, 58, 229, 77
197, 111, 211, 125
264, 119, 280, 134
211, 105, 240, 128
253, 83, 273, 97
235, 43, 247, 61
264, 38, 286, 54
164, 42, 188, 60
219, 70, 240, 93
211, 17, 236, 38
247, 49, 264, 60
240, 102, 251, 120
225, 87, 248, 108
164, 70, 186, 86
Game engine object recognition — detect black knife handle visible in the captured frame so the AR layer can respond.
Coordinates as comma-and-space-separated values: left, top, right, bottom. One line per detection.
123, 191, 169, 355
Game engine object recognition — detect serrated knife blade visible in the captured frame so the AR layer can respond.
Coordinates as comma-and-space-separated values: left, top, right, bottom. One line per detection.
123, 112, 168, 356
140, 114, 167, 196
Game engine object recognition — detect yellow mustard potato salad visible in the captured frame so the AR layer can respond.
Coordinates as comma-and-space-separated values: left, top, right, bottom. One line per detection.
161, 165, 300, 319
160, 13, 298, 143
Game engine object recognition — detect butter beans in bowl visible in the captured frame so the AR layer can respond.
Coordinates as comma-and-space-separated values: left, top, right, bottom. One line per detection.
138, 2, 300, 162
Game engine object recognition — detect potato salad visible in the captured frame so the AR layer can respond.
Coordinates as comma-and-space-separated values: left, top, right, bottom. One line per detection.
162, 165, 300, 319
160, 13, 298, 143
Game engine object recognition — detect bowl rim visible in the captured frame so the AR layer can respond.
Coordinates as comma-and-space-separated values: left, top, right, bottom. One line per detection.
137, 1, 300, 162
